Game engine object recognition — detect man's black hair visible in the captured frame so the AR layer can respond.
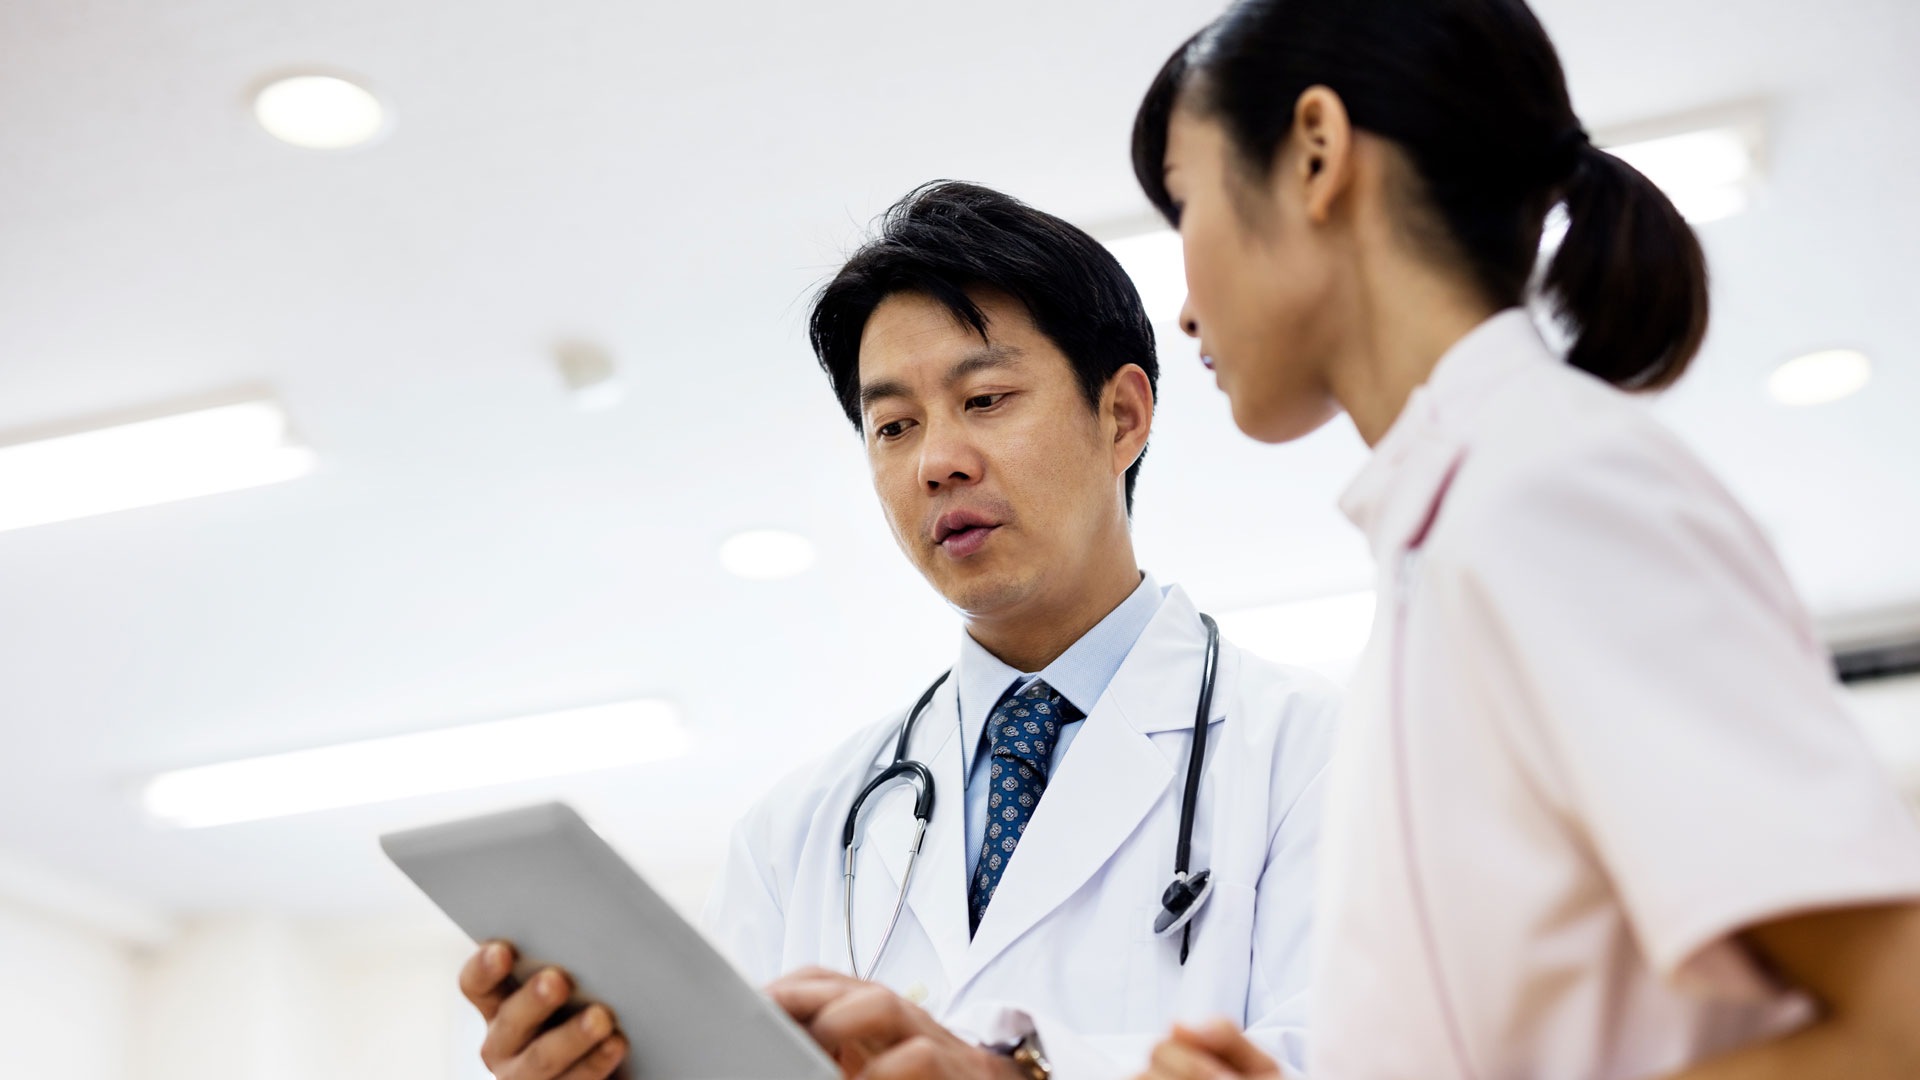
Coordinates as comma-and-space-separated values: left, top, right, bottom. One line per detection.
807, 181, 1159, 512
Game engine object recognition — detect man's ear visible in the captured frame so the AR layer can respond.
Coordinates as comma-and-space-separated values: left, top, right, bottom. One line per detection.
1106, 364, 1154, 475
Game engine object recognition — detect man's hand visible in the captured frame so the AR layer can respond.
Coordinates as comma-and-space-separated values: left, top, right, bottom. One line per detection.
1135, 1020, 1282, 1080
458, 940, 629, 1080
766, 967, 1026, 1080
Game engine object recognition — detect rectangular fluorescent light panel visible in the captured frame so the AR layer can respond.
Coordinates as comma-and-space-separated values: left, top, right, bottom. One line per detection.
1105, 227, 1188, 329
143, 700, 689, 828
1604, 124, 1758, 225
0, 398, 314, 534
1213, 590, 1377, 680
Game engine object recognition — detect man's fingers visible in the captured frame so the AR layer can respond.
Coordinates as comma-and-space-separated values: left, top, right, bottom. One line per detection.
805, 982, 916, 1058
1170, 1020, 1280, 1078
503, 1005, 617, 1080
480, 968, 572, 1069
855, 1034, 942, 1080
1146, 1035, 1233, 1080
460, 941, 518, 1020
552, 1036, 628, 1080
764, 970, 867, 1025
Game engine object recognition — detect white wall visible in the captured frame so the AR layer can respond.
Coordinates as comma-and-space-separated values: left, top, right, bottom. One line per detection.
0, 897, 137, 1080
0, 844, 482, 1080
131, 916, 475, 1080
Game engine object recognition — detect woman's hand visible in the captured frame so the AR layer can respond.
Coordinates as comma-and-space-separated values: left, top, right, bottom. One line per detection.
1136, 1019, 1284, 1080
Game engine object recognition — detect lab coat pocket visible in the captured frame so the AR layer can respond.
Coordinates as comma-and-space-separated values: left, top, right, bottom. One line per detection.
1126, 882, 1257, 1028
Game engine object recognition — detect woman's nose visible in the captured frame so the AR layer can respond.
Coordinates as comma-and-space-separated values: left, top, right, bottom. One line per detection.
1178, 297, 1200, 339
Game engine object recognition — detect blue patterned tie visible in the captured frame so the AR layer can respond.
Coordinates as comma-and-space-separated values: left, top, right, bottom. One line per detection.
968, 678, 1079, 934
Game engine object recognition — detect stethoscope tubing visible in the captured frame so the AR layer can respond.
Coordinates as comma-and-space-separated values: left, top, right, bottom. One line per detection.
841, 617, 1219, 978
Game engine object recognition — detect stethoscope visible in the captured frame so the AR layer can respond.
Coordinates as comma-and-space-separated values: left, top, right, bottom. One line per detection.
841, 614, 1221, 979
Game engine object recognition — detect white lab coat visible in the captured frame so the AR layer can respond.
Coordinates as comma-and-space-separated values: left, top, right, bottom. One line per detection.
703, 586, 1341, 1080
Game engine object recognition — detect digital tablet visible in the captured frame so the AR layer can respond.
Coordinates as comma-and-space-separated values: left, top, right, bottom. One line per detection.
381, 802, 838, 1080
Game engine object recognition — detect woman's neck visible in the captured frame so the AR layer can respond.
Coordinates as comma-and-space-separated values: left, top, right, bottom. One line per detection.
1327, 245, 1500, 447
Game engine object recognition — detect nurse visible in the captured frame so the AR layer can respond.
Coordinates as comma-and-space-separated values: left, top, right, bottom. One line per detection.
1126, 1, 1920, 1078
456, 182, 1342, 1080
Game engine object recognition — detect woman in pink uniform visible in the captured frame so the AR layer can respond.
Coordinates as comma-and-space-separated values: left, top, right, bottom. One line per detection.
1126, 1, 1920, 1077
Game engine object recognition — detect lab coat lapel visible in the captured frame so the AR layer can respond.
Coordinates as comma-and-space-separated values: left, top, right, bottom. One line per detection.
868, 677, 972, 982
958, 589, 1218, 988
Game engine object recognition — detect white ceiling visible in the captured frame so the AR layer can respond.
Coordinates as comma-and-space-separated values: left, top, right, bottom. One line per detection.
1, 0, 1916, 921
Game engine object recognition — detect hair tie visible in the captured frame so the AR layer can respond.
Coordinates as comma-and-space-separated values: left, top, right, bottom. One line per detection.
1541, 124, 1591, 183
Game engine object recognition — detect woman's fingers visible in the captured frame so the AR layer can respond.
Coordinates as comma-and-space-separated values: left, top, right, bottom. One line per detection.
1169, 1021, 1282, 1078
1142, 1036, 1234, 1080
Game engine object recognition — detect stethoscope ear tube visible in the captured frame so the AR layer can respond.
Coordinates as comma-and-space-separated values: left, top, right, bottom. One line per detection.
842, 613, 1223, 977
843, 760, 936, 849
842, 671, 948, 979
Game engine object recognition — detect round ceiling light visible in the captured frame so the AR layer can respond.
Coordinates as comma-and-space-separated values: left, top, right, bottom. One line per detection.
1768, 349, 1872, 407
719, 529, 817, 581
253, 75, 385, 150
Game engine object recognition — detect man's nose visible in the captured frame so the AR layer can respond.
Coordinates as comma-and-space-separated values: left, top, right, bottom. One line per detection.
1179, 297, 1201, 339
916, 418, 982, 492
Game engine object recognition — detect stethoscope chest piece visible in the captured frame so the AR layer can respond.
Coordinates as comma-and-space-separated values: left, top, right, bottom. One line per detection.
1153, 869, 1213, 937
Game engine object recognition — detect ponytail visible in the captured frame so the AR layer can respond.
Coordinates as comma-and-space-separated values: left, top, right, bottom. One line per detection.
1544, 143, 1710, 390
1132, 0, 1713, 393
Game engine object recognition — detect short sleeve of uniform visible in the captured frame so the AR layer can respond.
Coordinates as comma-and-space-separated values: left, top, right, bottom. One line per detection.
1452, 417, 1920, 995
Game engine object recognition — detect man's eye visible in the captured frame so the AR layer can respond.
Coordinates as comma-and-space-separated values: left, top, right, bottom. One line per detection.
875, 419, 911, 440
965, 393, 1006, 411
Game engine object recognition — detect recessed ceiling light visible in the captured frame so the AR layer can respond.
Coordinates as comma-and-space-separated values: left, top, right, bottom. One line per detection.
0, 398, 314, 534
554, 340, 625, 412
253, 74, 385, 150
1769, 349, 1872, 407
142, 699, 688, 828
719, 529, 816, 580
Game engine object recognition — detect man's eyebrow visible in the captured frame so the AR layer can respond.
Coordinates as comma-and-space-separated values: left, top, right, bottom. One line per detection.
858, 378, 912, 413
856, 345, 1024, 415
945, 344, 1023, 386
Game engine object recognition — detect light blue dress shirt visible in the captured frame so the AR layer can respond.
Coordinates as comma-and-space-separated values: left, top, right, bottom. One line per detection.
954, 572, 1166, 881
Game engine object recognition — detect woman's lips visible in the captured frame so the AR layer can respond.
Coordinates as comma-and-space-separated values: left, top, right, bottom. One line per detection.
939, 524, 998, 559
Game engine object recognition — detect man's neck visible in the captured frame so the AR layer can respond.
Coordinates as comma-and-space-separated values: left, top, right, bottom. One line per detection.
965, 555, 1144, 674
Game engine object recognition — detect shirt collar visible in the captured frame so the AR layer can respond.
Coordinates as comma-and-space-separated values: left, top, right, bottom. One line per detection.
955, 571, 1166, 775
1338, 308, 1550, 557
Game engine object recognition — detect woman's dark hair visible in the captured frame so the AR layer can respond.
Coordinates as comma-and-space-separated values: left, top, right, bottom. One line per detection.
1132, 0, 1708, 390
810, 180, 1160, 510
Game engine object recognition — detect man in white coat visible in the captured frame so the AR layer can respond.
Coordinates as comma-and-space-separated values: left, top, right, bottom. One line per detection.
457, 182, 1340, 1080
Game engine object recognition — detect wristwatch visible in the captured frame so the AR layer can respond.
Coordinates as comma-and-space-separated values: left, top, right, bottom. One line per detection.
990, 1031, 1052, 1080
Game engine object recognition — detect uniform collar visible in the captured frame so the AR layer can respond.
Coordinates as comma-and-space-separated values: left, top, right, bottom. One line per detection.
1338, 308, 1550, 557
954, 571, 1165, 777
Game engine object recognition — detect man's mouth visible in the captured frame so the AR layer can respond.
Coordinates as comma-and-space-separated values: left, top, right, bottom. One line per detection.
932, 511, 1002, 559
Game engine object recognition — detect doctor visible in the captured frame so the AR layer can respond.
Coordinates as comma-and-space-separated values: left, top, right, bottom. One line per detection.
456, 181, 1340, 1080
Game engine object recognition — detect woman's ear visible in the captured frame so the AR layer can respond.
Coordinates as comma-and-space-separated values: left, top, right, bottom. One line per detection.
1289, 85, 1355, 225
